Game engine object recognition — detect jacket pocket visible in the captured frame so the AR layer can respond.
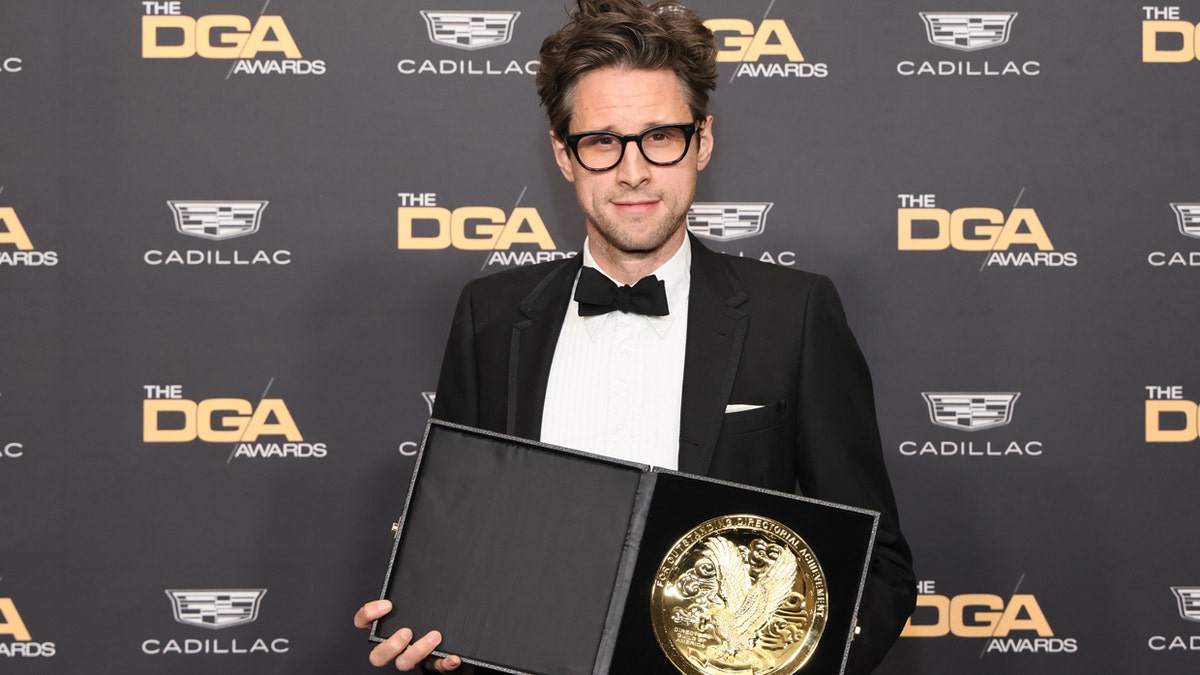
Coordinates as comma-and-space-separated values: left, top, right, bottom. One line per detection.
721, 397, 788, 430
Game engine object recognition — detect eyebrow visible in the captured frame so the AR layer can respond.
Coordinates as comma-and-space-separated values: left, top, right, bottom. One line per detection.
572, 120, 686, 135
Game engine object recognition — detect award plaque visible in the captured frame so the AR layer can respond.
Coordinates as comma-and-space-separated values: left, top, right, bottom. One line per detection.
372, 421, 878, 675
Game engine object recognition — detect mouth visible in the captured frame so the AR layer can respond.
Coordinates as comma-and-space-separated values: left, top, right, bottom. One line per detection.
611, 199, 660, 214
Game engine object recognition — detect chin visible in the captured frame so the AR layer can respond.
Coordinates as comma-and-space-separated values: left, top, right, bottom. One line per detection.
591, 216, 685, 255
612, 233, 674, 254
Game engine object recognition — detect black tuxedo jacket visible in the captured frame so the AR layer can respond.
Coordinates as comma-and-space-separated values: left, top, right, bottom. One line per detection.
431, 235, 915, 673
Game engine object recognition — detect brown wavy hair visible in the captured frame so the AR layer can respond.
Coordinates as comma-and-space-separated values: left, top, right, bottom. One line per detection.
536, 0, 717, 140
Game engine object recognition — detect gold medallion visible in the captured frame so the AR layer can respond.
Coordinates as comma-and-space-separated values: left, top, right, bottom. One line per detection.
651, 515, 827, 675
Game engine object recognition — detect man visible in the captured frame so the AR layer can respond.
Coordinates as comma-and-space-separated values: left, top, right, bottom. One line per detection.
355, 1, 915, 672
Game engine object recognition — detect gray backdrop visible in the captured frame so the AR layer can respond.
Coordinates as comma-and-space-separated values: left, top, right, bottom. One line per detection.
2, 1, 1199, 673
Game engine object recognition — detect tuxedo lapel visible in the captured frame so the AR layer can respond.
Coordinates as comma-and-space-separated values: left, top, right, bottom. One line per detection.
678, 237, 749, 475
506, 256, 582, 438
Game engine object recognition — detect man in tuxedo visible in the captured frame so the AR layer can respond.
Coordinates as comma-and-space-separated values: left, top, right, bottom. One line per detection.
355, 1, 915, 672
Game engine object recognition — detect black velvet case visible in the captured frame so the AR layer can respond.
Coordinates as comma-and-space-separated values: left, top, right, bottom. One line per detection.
370, 421, 878, 675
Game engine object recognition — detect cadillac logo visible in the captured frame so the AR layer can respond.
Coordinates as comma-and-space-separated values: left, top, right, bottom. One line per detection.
687, 203, 772, 242
167, 201, 267, 241
1172, 587, 1200, 623
420, 11, 521, 51
920, 12, 1018, 52
922, 392, 1020, 431
165, 589, 267, 629
1170, 203, 1200, 239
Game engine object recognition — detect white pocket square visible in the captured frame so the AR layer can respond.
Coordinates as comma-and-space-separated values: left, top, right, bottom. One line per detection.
724, 403, 764, 413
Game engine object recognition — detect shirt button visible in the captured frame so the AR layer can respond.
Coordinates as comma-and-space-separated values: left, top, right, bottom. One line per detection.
615, 423, 625, 432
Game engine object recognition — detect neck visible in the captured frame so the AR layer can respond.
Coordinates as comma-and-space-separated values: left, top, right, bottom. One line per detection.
586, 228, 686, 285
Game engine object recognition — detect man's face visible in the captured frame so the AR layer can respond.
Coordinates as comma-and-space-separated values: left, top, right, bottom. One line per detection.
551, 67, 714, 257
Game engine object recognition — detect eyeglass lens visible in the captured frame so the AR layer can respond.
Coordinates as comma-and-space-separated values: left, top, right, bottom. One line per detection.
574, 125, 692, 170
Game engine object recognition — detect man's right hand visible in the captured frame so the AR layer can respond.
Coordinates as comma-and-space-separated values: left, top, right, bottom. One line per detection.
354, 600, 462, 672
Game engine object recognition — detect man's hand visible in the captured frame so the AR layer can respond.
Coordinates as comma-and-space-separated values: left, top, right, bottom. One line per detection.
354, 600, 462, 672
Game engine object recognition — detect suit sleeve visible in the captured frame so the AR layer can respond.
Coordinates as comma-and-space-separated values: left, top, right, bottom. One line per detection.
794, 275, 916, 674
430, 283, 480, 428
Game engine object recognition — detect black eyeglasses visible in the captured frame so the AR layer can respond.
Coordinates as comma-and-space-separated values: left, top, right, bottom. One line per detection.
564, 122, 700, 172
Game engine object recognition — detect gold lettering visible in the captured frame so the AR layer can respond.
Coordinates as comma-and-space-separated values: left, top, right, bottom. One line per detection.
142, 16, 194, 58
143, 399, 196, 442
1143, 21, 1197, 63
0, 207, 34, 250
1146, 400, 1198, 442
242, 398, 303, 441
0, 599, 32, 641
196, 15, 251, 59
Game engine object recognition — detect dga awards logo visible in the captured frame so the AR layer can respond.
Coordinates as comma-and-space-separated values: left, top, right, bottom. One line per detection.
144, 200, 291, 266
1147, 587, 1200, 651
704, 16, 827, 78
896, 192, 1078, 268
0, 197, 59, 267
900, 392, 1043, 457
903, 578, 1078, 654
399, 9, 536, 76
686, 202, 794, 266
0, 595, 56, 659
898, 12, 1040, 76
141, 0, 326, 75
396, 191, 573, 268
141, 382, 328, 459
142, 588, 289, 655
1144, 385, 1200, 442
1143, 6, 1200, 62
1147, 203, 1200, 267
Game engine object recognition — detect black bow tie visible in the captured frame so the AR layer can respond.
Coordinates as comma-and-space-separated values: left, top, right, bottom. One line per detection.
574, 266, 669, 317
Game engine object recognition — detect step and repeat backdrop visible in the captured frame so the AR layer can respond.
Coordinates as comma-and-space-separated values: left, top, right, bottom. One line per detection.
2, 1, 1199, 673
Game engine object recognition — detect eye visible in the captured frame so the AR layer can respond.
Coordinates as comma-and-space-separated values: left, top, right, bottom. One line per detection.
578, 133, 619, 151
643, 127, 686, 146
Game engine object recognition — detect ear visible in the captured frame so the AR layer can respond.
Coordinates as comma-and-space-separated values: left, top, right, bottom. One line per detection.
550, 131, 577, 183
696, 115, 715, 171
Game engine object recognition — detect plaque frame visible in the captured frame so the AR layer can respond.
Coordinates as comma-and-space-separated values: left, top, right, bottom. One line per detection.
370, 420, 879, 675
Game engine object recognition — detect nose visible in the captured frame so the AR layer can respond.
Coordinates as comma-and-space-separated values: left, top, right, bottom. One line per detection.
615, 138, 651, 188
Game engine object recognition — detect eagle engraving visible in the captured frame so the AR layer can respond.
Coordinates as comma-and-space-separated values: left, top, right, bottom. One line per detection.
701, 536, 797, 655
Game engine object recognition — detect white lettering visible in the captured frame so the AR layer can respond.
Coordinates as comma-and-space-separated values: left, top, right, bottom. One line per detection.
899, 441, 1044, 457
898, 60, 1041, 77
397, 59, 538, 76
144, 249, 291, 265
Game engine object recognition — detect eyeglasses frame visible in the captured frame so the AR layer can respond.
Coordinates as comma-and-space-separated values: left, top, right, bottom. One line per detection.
563, 122, 701, 172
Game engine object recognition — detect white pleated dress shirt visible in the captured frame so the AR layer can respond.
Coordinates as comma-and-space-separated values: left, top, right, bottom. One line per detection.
540, 237, 691, 469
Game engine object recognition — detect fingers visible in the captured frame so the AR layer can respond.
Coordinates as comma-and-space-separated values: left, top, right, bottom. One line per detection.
368, 626, 412, 667
374, 629, 443, 671
424, 654, 462, 672
357, 601, 458, 671
354, 599, 393, 629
